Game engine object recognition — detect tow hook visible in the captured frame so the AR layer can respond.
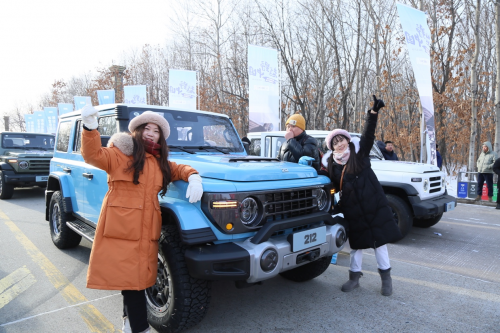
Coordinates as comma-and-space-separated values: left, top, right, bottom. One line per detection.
296, 248, 320, 264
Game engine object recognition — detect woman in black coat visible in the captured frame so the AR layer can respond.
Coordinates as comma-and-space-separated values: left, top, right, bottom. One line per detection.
324, 95, 402, 296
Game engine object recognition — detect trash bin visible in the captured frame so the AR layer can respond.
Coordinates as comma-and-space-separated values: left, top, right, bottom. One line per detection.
494, 184, 498, 202
457, 182, 468, 198
467, 182, 478, 199
481, 184, 489, 200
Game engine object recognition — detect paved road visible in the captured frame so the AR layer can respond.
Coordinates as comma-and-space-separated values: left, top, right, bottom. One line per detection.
1, 189, 499, 332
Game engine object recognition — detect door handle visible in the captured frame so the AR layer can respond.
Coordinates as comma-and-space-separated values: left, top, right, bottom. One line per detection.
63, 167, 71, 173
82, 173, 93, 180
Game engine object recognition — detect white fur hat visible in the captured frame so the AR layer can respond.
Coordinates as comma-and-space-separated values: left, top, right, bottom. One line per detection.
128, 111, 170, 139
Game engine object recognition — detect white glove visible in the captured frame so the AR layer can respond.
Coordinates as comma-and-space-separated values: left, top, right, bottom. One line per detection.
81, 105, 99, 130
186, 174, 203, 203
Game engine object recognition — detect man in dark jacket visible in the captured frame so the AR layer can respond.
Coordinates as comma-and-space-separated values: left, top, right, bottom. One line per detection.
277, 114, 320, 170
379, 140, 399, 160
493, 157, 500, 209
436, 144, 442, 169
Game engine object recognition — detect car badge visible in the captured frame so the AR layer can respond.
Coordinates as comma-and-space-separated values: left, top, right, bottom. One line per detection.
281, 168, 288, 172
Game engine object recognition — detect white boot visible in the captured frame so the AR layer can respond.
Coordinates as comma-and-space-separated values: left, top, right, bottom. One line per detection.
122, 317, 132, 333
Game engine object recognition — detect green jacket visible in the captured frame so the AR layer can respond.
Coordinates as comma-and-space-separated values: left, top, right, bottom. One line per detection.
476, 141, 497, 173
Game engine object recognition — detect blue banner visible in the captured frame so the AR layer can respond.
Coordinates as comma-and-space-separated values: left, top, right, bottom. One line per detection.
97, 89, 115, 105
397, 3, 437, 165
33, 111, 46, 133
24, 114, 35, 133
124, 85, 147, 105
169, 70, 196, 110
43, 107, 58, 134
457, 182, 468, 198
248, 44, 280, 133
74, 96, 92, 111
58, 103, 73, 115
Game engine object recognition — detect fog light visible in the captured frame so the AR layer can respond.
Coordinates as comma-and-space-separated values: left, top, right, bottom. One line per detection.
336, 229, 346, 247
260, 249, 278, 272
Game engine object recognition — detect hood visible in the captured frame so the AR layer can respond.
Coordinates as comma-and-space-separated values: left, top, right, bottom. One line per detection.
482, 141, 493, 153
371, 160, 440, 173
6, 150, 53, 158
170, 154, 318, 181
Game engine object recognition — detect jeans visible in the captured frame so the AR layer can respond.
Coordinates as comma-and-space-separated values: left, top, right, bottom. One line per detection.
476, 173, 494, 197
122, 290, 149, 332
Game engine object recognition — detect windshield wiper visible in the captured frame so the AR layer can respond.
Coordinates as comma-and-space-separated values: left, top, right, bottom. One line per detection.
168, 146, 196, 154
193, 146, 229, 154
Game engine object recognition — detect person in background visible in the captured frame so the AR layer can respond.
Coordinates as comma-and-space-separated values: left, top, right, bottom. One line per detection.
493, 156, 500, 209
241, 137, 251, 154
277, 114, 320, 170
476, 141, 497, 202
80, 106, 203, 333
324, 95, 402, 296
436, 144, 442, 169
380, 141, 399, 160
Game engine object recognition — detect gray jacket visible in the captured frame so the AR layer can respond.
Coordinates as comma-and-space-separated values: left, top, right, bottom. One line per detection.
477, 141, 497, 173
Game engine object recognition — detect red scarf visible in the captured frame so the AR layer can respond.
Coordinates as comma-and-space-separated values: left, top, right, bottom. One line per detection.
143, 140, 161, 157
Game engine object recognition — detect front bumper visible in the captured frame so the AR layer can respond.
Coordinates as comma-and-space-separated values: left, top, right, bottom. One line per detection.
3, 170, 49, 185
408, 193, 457, 218
184, 223, 346, 283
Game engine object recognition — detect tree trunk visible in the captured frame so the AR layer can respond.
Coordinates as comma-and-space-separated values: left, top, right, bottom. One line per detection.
468, 0, 481, 172
495, 0, 500, 156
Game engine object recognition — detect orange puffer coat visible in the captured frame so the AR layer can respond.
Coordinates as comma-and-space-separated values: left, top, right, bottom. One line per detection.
81, 129, 197, 290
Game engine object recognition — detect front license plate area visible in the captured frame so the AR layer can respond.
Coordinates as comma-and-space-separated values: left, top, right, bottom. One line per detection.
36, 176, 49, 182
291, 226, 326, 252
444, 201, 455, 212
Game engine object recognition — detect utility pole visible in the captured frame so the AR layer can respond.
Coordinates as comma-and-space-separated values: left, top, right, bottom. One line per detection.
109, 65, 126, 103
3, 116, 9, 131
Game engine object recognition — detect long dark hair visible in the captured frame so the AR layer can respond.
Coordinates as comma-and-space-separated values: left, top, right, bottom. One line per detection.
126, 123, 172, 197
328, 136, 362, 179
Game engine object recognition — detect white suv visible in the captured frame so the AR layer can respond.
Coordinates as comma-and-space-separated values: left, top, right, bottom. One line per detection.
247, 131, 457, 239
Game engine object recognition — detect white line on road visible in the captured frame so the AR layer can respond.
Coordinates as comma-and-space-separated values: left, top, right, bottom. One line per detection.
0, 293, 121, 327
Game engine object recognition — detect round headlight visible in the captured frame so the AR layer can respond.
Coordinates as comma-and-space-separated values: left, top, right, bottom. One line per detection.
317, 189, 329, 211
240, 197, 259, 226
423, 179, 429, 191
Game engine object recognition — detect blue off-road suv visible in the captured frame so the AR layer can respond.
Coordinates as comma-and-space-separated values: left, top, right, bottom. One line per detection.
45, 105, 346, 332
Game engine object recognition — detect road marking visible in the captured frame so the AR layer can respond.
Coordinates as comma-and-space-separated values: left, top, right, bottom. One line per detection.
0, 293, 121, 327
440, 220, 500, 230
0, 210, 116, 332
446, 218, 500, 227
0, 266, 36, 310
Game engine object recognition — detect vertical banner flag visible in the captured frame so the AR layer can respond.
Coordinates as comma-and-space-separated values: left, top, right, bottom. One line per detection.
169, 70, 197, 110
24, 114, 35, 132
97, 89, 115, 105
74, 96, 92, 111
33, 111, 46, 133
248, 45, 280, 133
124, 85, 147, 105
58, 103, 73, 115
397, 3, 437, 165
43, 107, 58, 134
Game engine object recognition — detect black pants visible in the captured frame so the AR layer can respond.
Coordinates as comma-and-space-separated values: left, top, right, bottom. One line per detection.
497, 178, 500, 204
476, 173, 494, 197
122, 290, 148, 332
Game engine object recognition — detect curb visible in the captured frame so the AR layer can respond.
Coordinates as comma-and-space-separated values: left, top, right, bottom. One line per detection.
456, 198, 497, 207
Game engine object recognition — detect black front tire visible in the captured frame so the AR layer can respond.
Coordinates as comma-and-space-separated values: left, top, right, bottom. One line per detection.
386, 194, 412, 240
413, 213, 443, 228
0, 171, 15, 199
146, 224, 211, 333
279, 255, 332, 282
49, 191, 81, 249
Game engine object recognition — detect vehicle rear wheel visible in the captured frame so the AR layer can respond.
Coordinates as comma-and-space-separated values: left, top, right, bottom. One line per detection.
279, 255, 332, 282
413, 213, 443, 228
146, 224, 211, 333
386, 194, 412, 240
0, 171, 15, 199
49, 191, 81, 249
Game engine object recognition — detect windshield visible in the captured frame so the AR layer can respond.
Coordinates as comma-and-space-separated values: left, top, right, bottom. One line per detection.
128, 109, 244, 152
2, 133, 55, 150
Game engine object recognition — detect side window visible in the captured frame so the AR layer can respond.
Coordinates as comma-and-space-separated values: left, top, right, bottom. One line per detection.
56, 122, 72, 152
98, 116, 117, 136
73, 121, 83, 153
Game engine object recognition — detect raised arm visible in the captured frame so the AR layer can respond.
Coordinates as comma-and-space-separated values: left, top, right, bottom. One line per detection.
358, 95, 385, 159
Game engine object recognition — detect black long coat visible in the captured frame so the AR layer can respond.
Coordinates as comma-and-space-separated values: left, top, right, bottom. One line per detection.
329, 112, 402, 249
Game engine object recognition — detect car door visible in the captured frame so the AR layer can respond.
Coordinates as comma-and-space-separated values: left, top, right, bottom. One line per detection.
69, 120, 89, 220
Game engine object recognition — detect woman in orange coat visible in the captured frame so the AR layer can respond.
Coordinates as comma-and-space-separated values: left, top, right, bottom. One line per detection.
80, 106, 203, 333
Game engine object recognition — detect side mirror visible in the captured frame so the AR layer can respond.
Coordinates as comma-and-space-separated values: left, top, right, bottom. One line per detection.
100, 135, 110, 147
